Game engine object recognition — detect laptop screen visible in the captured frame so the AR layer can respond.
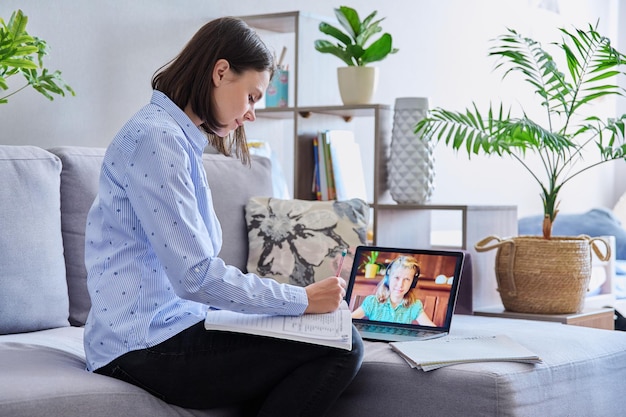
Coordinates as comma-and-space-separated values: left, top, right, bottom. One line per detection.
345, 245, 465, 332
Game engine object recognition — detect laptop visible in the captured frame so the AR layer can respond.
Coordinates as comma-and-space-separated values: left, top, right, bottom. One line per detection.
345, 245, 465, 342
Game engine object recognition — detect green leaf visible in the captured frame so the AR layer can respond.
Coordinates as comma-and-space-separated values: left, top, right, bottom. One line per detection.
345, 44, 365, 61
2, 57, 37, 69
317, 22, 352, 47
9, 45, 38, 57
356, 17, 383, 46
360, 33, 392, 64
314, 40, 354, 66
361, 11, 378, 33
8, 10, 28, 39
335, 6, 359, 39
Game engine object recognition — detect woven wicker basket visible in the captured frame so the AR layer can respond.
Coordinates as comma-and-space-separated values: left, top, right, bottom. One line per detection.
475, 235, 611, 314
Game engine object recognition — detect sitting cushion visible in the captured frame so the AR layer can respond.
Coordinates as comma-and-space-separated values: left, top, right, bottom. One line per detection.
518, 207, 626, 260
48, 147, 105, 326
0, 146, 69, 334
203, 153, 274, 271
245, 197, 368, 286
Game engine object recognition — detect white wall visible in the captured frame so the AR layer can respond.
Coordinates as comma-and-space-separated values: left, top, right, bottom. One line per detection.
1, 0, 623, 218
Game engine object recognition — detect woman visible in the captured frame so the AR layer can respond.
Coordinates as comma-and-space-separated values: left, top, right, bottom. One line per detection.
83, 16, 363, 416
351, 256, 436, 326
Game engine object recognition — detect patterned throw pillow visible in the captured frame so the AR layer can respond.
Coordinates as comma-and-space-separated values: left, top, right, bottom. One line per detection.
245, 197, 369, 286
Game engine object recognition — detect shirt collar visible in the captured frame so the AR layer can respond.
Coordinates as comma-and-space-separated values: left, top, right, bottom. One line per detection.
384, 298, 403, 311
150, 90, 208, 153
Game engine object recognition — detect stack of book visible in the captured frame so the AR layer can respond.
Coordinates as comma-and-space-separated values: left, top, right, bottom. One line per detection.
313, 130, 367, 202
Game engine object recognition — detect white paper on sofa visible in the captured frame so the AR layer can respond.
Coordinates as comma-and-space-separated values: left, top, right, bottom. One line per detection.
390, 334, 542, 371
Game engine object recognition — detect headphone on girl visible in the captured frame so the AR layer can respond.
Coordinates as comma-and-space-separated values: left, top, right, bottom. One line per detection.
383, 257, 420, 289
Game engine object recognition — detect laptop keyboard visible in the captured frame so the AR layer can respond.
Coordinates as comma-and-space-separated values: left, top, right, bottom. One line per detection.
355, 322, 433, 338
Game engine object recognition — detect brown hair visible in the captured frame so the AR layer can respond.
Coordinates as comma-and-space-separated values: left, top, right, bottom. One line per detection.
152, 17, 275, 165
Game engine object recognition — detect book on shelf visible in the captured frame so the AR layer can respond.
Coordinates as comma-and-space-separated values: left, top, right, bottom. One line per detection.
390, 334, 542, 371
312, 136, 322, 200
320, 130, 337, 200
312, 129, 367, 201
204, 301, 353, 351
326, 130, 367, 201
313, 133, 329, 200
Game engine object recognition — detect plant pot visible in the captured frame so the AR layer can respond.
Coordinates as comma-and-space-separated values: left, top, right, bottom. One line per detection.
475, 235, 611, 314
364, 263, 379, 279
337, 66, 378, 105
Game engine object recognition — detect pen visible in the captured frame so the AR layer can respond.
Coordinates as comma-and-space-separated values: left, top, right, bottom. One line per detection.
336, 249, 347, 277
278, 46, 287, 68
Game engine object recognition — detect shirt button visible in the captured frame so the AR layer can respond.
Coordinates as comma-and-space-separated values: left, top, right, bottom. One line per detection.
194, 268, 200, 272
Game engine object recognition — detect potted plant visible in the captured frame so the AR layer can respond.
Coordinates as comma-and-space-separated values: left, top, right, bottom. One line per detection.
360, 250, 382, 278
415, 22, 623, 314
314, 5, 398, 105
1, 9, 74, 104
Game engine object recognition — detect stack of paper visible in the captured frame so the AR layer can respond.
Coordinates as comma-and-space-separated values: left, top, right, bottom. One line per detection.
204, 301, 352, 351
390, 334, 542, 371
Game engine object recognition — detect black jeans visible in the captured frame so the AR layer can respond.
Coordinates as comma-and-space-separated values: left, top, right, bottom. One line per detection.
95, 321, 364, 417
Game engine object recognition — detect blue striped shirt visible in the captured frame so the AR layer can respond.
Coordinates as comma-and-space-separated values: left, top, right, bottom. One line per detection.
84, 91, 307, 371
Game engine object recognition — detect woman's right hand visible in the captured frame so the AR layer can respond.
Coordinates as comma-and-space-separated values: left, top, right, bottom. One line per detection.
304, 276, 346, 314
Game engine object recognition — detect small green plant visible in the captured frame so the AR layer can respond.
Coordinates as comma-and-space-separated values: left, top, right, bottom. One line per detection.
415, 22, 626, 239
360, 250, 383, 277
0, 9, 74, 104
359, 250, 380, 268
314, 5, 398, 66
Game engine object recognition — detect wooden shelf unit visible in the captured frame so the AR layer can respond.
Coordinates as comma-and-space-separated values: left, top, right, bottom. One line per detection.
241, 13, 521, 314
241, 11, 394, 239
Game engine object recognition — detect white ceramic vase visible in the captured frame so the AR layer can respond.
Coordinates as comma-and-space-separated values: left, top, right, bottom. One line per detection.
388, 97, 435, 204
337, 66, 378, 105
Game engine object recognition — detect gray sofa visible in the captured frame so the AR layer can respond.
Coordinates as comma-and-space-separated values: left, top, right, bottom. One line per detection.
3, 145, 626, 417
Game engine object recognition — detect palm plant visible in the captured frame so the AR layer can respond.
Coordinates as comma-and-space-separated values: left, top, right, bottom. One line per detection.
416, 22, 626, 239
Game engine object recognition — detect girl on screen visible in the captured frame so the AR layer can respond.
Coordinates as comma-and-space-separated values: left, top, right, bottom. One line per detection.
351, 255, 436, 326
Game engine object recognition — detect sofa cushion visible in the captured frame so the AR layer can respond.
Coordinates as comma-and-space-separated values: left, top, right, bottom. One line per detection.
245, 197, 368, 286
49, 146, 105, 326
203, 153, 274, 270
328, 314, 626, 417
0, 145, 69, 334
0, 327, 237, 417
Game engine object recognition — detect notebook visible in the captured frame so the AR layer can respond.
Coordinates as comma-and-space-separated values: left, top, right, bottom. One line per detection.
345, 245, 465, 342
